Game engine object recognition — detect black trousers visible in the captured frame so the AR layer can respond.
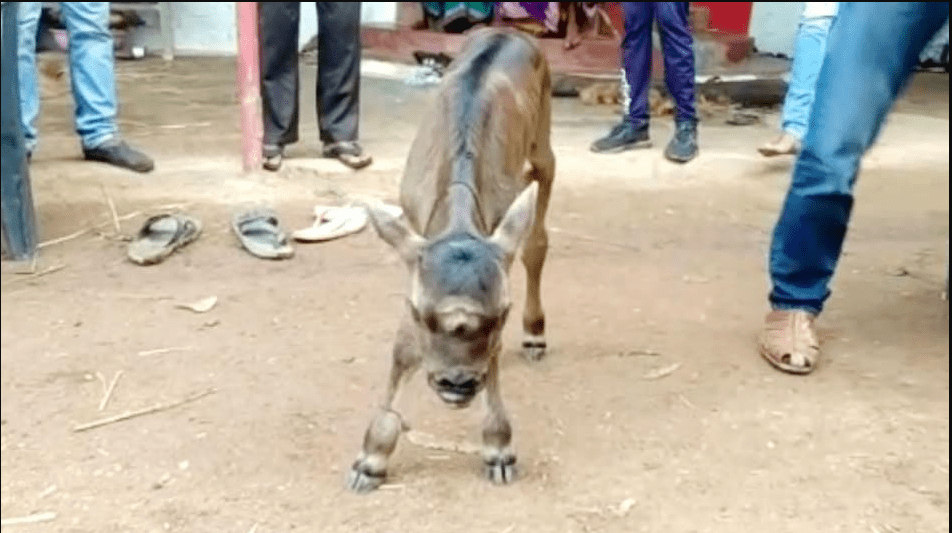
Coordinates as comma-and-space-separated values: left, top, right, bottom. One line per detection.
258, 2, 361, 148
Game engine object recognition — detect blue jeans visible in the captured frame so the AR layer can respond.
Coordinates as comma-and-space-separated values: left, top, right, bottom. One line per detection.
17, 2, 117, 151
621, 2, 696, 126
781, 9, 837, 140
769, 2, 951, 315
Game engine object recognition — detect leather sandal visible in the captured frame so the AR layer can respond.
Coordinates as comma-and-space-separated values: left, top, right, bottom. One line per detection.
758, 310, 820, 374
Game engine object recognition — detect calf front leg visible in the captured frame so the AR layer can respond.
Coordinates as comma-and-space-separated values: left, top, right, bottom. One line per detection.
481, 355, 516, 484
347, 323, 419, 493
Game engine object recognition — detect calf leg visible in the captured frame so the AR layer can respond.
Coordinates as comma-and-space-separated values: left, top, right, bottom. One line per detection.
521, 142, 555, 361
481, 355, 517, 483
347, 321, 419, 493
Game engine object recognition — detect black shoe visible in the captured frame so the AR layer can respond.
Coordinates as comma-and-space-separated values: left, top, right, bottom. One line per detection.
263, 144, 283, 171
590, 121, 651, 153
664, 120, 698, 163
83, 138, 154, 173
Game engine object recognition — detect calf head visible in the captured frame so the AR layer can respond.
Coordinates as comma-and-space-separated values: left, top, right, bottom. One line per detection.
365, 183, 539, 408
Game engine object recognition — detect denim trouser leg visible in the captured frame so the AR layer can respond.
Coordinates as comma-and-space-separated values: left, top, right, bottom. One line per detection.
768, 2, 951, 315
781, 15, 835, 140
16, 2, 42, 152
61, 2, 117, 149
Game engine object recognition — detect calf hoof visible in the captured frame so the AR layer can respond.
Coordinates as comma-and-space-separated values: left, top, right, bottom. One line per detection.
346, 461, 386, 494
484, 454, 517, 484
521, 340, 546, 362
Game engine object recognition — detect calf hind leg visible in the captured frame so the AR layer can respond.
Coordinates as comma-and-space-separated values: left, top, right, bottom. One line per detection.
521, 146, 555, 362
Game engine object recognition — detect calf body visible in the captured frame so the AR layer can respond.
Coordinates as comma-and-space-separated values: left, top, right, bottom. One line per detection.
347, 28, 555, 493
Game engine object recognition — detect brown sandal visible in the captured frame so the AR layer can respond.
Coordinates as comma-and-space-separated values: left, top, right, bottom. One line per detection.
758, 310, 820, 374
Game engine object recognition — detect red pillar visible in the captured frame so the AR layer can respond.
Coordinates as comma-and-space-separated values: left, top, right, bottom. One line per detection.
235, 2, 262, 172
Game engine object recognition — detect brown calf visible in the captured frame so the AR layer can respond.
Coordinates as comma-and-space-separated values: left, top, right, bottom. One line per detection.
347, 28, 555, 493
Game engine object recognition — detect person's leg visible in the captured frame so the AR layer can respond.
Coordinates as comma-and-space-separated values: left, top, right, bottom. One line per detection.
60, 2, 115, 147
315, 2, 371, 169
3, 1, 39, 259
16, 2, 43, 156
655, 1, 697, 163
258, 1, 300, 170
781, 15, 835, 139
655, 1, 695, 123
61, 2, 152, 172
760, 12, 836, 156
590, 2, 652, 153
762, 1, 950, 374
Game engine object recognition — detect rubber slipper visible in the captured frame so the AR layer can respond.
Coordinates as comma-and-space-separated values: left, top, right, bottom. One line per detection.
292, 205, 369, 243
127, 213, 202, 266
232, 208, 294, 260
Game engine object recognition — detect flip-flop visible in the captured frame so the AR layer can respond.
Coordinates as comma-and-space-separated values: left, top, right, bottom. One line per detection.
231, 208, 294, 260
127, 213, 202, 266
292, 205, 369, 243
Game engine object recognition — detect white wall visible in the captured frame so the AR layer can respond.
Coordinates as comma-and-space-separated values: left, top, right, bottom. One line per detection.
748, 2, 804, 57
131, 2, 398, 57
751, 3, 949, 60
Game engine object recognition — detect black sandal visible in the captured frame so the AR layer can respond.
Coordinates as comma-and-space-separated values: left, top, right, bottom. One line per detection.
322, 141, 373, 170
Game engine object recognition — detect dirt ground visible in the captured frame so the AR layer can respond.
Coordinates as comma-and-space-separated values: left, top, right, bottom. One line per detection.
1, 57, 948, 533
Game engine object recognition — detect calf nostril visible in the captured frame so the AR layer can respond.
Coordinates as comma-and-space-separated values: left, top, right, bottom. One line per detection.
437, 377, 479, 392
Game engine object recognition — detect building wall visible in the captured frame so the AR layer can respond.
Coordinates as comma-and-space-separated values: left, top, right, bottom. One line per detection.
748, 2, 804, 56
135, 2, 945, 62
131, 2, 398, 56
749, 2, 948, 60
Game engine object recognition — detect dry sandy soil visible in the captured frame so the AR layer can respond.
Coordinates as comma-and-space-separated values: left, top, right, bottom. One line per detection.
1, 57, 949, 533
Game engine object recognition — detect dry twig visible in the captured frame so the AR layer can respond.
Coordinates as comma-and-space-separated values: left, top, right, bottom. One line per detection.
2, 264, 66, 286
137, 346, 193, 357
1, 512, 57, 526
405, 430, 480, 454
98, 371, 124, 411
550, 227, 640, 252
38, 202, 190, 249
643, 362, 681, 380
100, 185, 121, 234
73, 388, 216, 432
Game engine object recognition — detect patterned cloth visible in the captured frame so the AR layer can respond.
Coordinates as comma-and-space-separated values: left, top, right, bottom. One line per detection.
422, 2, 494, 29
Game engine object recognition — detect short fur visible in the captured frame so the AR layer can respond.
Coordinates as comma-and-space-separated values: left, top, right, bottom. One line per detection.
347, 28, 556, 493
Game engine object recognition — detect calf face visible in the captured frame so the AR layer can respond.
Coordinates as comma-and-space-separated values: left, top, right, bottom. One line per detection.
367, 183, 538, 407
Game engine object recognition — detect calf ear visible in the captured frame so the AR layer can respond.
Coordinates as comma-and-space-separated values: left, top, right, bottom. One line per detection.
489, 182, 538, 261
362, 201, 425, 264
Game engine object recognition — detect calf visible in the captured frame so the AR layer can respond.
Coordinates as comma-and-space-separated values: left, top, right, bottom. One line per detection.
347, 28, 555, 493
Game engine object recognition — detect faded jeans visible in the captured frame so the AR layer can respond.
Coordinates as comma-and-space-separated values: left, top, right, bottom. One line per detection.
17, 2, 117, 151
769, 2, 951, 315
781, 9, 837, 140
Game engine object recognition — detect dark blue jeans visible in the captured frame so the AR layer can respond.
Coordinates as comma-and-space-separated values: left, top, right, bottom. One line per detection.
769, 2, 950, 315
621, 2, 696, 125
